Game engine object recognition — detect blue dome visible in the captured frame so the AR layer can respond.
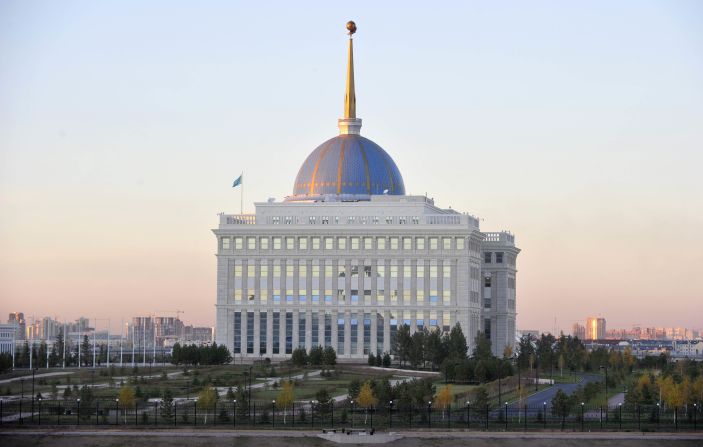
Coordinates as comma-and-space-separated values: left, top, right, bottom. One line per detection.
291, 134, 405, 199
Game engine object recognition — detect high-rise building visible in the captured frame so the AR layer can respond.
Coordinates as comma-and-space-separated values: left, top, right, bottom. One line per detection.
214, 22, 520, 360
585, 317, 606, 340
7, 312, 25, 340
572, 322, 586, 340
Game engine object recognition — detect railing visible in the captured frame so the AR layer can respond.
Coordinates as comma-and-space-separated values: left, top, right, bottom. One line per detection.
483, 232, 515, 244
224, 214, 256, 225
0, 399, 699, 432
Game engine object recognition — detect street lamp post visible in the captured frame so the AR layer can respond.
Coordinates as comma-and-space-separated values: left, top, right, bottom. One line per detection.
427, 401, 432, 429
504, 402, 508, 431
466, 402, 470, 429
581, 402, 584, 431
310, 400, 314, 428
233, 400, 236, 429
543, 402, 547, 429
350, 400, 355, 429
600, 365, 608, 421
619, 403, 622, 430
19, 380, 23, 424
116, 399, 119, 426
31, 368, 36, 422
657, 402, 660, 430
76, 398, 81, 425
272, 400, 276, 428
38, 398, 41, 425
388, 400, 393, 429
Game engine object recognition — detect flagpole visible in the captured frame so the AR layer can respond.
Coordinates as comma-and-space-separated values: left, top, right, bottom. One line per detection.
240, 174, 243, 214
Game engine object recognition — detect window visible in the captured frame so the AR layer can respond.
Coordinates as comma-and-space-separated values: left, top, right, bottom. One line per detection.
247, 312, 254, 353
403, 265, 411, 278
286, 237, 294, 250
417, 290, 425, 304
496, 252, 504, 263
456, 237, 465, 250
222, 237, 230, 250
299, 237, 308, 250
399, 217, 407, 224
377, 265, 385, 278
234, 237, 243, 250
412, 216, 420, 224
403, 237, 412, 250
309, 216, 316, 224
417, 264, 424, 278
430, 294, 438, 304
248, 264, 255, 278
322, 216, 329, 224
272, 216, 280, 225
416, 237, 425, 250
272, 312, 280, 354
325, 237, 333, 250
351, 237, 360, 249
484, 252, 492, 263
364, 237, 373, 250
261, 265, 269, 277
325, 293, 333, 304
385, 216, 393, 224
443, 237, 451, 250
337, 237, 346, 250
429, 237, 438, 250
443, 264, 451, 278
390, 237, 399, 250
248, 237, 256, 250
312, 237, 320, 250
299, 294, 306, 303
284, 216, 293, 225
372, 216, 379, 224
286, 265, 294, 277
234, 265, 243, 277
260, 312, 267, 353
273, 292, 281, 304
273, 237, 281, 250
260, 237, 269, 250
234, 290, 242, 303
351, 290, 359, 303
377, 237, 386, 250
312, 290, 320, 303
443, 290, 450, 305
484, 319, 491, 340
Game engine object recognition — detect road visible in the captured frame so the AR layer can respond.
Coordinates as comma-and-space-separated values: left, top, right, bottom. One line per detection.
506, 373, 602, 416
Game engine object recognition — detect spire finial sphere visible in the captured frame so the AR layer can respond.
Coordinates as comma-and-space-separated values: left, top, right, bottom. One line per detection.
346, 20, 357, 36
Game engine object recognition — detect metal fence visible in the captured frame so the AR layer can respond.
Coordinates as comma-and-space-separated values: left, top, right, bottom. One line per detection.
0, 399, 700, 431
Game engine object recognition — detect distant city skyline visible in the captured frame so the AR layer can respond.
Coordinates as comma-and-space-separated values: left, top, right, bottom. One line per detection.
1, 2, 702, 330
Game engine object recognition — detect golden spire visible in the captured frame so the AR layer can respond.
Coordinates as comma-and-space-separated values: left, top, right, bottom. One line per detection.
344, 20, 357, 119
338, 21, 362, 135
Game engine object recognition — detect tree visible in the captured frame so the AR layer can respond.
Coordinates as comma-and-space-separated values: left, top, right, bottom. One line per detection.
472, 385, 490, 411
472, 332, 492, 362
0, 353, 12, 373
558, 353, 565, 377
357, 381, 378, 424
322, 347, 337, 367
348, 378, 361, 400
435, 385, 453, 419
395, 324, 412, 366
382, 352, 391, 368
291, 347, 308, 367
426, 329, 446, 371
276, 380, 294, 424
447, 324, 468, 360
225, 387, 236, 399
309, 345, 324, 366
409, 331, 426, 368
367, 353, 376, 366
118, 385, 135, 422
198, 385, 218, 424
551, 389, 571, 418
160, 388, 174, 420
516, 334, 535, 371
315, 388, 332, 416
81, 335, 92, 367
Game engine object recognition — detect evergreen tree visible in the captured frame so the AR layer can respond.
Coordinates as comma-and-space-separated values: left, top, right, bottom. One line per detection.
37, 341, 48, 368
472, 332, 492, 361
291, 347, 308, 366
160, 388, 174, 419
395, 324, 412, 366
308, 345, 323, 366
322, 346, 337, 367
447, 324, 468, 359
81, 335, 92, 367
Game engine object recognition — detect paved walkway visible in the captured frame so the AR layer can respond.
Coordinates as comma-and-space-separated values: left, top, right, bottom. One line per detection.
0, 372, 74, 385
506, 373, 602, 416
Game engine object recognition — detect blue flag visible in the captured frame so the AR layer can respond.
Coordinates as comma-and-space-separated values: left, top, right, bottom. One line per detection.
232, 173, 243, 188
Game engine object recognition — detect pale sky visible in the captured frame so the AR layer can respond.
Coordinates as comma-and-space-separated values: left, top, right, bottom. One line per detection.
1, 1, 702, 333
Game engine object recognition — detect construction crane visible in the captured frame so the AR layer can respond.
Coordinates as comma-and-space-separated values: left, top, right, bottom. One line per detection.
155, 309, 184, 320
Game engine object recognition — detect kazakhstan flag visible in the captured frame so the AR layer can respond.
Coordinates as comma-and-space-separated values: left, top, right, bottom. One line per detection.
232, 173, 243, 188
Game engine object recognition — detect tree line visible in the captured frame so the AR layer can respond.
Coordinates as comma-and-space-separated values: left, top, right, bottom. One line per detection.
171, 342, 232, 365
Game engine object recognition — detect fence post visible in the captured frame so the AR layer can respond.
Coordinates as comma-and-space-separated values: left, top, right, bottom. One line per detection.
194, 401, 197, 427
657, 403, 660, 431
485, 405, 489, 431
96, 401, 99, 425
77, 399, 80, 425
154, 401, 158, 426
135, 402, 137, 426
1, 399, 3, 425
600, 406, 603, 430
388, 402, 392, 429
675, 407, 678, 431
57, 401, 61, 425
619, 403, 622, 430
581, 403, 584, 432
38, 399, 41, 425
637, 404, 640, 431
694, 403, 697, 431
505, 403, 508, 431
214, 401, 217, 426
233, 400, 236, 429
466, 403, 469, 429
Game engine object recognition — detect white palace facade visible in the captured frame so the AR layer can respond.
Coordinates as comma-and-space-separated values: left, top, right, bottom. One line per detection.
214, 22, 519, 361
